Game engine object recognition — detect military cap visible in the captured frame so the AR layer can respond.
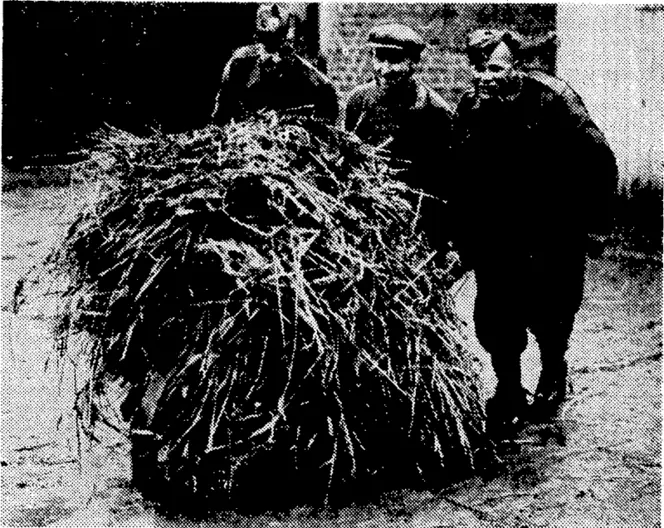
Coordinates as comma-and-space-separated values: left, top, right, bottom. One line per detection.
368, 24, 426, 56
255, 4, 286, 34
466, 29, 524, 63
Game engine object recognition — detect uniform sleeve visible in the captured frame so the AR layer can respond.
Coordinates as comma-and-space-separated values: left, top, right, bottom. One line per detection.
446, 94, 478, 264
552, 89, 619, 233
414, 100, 454, 200
313, 78, 340, 126
211, 52, 245, 126
296, 55, 341, 125
343, 90, 364, 134
449, 94, 474, 153
448, 93, 475, 196
409, 95, 457, 262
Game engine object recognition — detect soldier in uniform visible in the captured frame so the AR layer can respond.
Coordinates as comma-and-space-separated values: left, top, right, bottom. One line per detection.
345, 23, 455, 264
450, 29, 618, 434
212, 4, 339, 125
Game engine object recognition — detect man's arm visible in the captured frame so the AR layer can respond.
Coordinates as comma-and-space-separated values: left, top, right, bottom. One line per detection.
411, 91, 454, 200
316, 81, 341, 126
343, 87, 366, 135
211, 49, 253, 126
292, 54, 340, 125
550, 87, 619, 233
446, 92, 479, 266
211, 58, 235, 126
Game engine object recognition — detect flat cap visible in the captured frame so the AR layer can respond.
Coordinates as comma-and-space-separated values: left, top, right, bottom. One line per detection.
367, 24, 425, 55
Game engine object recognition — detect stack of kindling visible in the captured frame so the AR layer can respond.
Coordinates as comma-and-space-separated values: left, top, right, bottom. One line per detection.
53, 114, 491, 512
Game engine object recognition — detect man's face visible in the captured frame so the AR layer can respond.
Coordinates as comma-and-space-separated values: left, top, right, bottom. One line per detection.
372, 48, 415, 89
471, 41, 517, 100
257, 16, 287, 54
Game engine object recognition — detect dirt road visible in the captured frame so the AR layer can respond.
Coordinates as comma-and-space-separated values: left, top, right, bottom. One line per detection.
2, 184, 661, 527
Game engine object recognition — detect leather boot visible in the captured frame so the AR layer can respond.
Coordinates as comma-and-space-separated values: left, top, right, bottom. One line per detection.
530, 359, 568, 422
486, 381, 530, 440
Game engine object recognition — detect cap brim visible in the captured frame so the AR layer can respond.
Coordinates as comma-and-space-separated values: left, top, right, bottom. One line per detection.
367, 43, 407, 50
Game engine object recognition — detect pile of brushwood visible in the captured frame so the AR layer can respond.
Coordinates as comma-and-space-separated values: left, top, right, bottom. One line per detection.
52, 113, 492, 514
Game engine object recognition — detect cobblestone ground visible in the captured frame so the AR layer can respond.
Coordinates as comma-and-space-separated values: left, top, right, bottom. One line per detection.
2, 185, 661, 527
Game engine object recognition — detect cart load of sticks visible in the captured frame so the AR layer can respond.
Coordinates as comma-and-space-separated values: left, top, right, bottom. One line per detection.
52, 113, 492, 514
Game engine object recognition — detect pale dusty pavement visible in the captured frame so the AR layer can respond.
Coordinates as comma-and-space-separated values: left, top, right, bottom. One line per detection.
2, 185, 661, 527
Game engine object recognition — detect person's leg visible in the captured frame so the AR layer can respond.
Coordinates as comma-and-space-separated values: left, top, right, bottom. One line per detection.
529, 313, 574, 419
473, 264, 530, 433
528, 245, 587, 420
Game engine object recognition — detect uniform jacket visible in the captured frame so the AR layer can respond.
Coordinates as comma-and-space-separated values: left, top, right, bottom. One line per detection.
212, 44, 339, 125
451, 72, 618, 262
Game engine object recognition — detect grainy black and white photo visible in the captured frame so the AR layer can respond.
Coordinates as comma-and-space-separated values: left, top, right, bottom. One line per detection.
2, 2, 662, 527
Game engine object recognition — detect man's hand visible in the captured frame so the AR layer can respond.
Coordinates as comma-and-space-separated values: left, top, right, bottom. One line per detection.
280, 39, 295, 60
443, 250, 469, 284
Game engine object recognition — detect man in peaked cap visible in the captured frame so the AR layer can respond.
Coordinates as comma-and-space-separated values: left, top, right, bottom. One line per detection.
450, 29, 618, 436
345, 23, 455, 266
212, 4, 339, 125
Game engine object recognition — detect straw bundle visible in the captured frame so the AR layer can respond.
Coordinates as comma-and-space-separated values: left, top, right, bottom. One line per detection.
53, 114, 490, 513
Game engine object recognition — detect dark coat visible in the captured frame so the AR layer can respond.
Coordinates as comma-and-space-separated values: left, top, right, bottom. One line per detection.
212, 44, 339, 125
344, 79, 455, 261
345, 79, 454, 199
451, 72, 618, 265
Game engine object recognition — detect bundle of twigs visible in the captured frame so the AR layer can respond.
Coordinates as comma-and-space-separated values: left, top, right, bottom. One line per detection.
52, 113, 490, 513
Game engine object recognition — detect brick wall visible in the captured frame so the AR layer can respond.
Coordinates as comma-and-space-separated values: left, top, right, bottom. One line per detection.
319, 3, 556, 106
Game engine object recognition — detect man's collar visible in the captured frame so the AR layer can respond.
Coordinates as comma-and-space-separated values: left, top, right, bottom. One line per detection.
375, 78, 420, 107
471, 73, 524, 109
257, 43, 282, 64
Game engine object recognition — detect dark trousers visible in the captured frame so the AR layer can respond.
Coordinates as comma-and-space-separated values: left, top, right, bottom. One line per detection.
472, 242, 587, 386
